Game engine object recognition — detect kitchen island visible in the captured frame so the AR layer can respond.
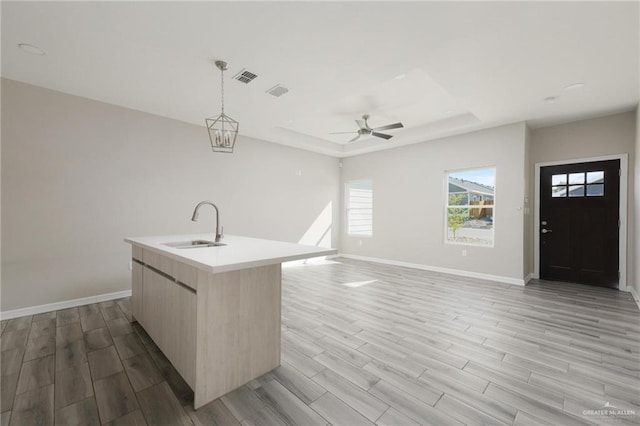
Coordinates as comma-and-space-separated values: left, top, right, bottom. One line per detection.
124, 234, 336, 408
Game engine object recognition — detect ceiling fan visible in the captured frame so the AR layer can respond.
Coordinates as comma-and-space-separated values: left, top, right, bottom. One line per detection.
329, 114, 404, 143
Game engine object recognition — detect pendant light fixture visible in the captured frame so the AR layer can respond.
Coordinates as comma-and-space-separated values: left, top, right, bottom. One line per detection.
206, 60, 238, 153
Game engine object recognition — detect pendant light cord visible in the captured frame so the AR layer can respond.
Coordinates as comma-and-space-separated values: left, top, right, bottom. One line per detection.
220, 65, 225, 115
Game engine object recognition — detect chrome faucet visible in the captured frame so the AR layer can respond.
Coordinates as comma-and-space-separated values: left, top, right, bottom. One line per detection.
191, 201, 224, 243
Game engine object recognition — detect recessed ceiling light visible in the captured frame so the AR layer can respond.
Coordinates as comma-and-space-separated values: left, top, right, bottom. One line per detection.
444, 110, 456, 115
543, 96, 559, 102
564, 82, 585, 91
394, 73, 406, 80
18, 43, 46, 56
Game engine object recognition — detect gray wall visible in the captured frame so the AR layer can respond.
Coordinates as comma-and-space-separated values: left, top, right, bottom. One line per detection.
634, 105, 640, 298
1, 79, 340, 312
2, 78, 636, 312
340, 122, 528, 282
530, 111, 636, 289
523, 125, 533, 279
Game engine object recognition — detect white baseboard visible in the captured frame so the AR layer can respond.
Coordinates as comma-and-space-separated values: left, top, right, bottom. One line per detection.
1, 289, 132, 320
629, 287, 640, 311
338, 253, 526, 286
524, 273, 534, 285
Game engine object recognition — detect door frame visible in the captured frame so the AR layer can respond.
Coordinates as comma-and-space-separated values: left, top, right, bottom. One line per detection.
533, 153, 628, 291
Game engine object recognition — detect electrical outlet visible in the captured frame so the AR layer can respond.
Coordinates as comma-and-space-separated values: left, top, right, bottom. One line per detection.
462, 249, 467, 257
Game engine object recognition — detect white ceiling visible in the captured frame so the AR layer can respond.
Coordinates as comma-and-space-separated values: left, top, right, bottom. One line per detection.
2, 1, 638, 157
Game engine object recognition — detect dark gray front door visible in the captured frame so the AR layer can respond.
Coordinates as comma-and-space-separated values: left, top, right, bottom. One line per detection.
539, 159, 620, 288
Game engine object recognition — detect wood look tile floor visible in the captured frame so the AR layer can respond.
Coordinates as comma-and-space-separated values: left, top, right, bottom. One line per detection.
1, 257, 639, 425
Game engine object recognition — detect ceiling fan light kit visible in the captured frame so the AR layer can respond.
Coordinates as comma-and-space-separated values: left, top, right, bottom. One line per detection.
206, 60, 239, 154
330, 114, 404, 143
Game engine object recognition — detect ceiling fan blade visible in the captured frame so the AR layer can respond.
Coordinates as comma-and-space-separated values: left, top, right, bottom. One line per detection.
371, 132, 393, 140
355, 119, 367, 130
373, 122, 404, 131
329, 131, 357, 135
348, 134, 361, 143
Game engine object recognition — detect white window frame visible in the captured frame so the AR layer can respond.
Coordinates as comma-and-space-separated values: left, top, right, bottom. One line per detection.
345, 180, 373, 237
444, 167, 496, 247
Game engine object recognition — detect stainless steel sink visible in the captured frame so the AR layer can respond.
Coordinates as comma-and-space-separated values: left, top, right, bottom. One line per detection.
163, 240, 227, 249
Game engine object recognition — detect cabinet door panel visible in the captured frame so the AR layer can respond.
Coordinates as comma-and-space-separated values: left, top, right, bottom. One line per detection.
161, 280, 197, 387
141, 267, 163, 346
140, 267, 196, 387
132, 262, 143, 322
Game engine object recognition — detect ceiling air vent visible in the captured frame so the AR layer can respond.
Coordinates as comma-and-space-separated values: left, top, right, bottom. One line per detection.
266, 84, 289, 98
233, 69, 258, 84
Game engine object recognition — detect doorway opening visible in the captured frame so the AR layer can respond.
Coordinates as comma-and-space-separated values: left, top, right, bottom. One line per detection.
534, 154, 628, 290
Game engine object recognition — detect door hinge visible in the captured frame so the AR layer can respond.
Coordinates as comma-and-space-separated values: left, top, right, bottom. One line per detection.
619, 169, 621, 176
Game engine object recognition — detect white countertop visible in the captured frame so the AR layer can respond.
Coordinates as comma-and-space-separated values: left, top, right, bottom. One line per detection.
124, 234, 337, 274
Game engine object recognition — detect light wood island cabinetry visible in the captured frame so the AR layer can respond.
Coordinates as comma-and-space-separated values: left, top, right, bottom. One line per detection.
126, 234, 336, 409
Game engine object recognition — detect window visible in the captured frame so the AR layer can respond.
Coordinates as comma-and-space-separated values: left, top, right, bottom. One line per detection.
346, 180, 373, 236
446, 168, 495, 246
551, 171, 604, 198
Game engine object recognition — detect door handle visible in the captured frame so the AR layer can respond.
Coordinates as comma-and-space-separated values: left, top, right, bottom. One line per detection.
541, 228, 552, 234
